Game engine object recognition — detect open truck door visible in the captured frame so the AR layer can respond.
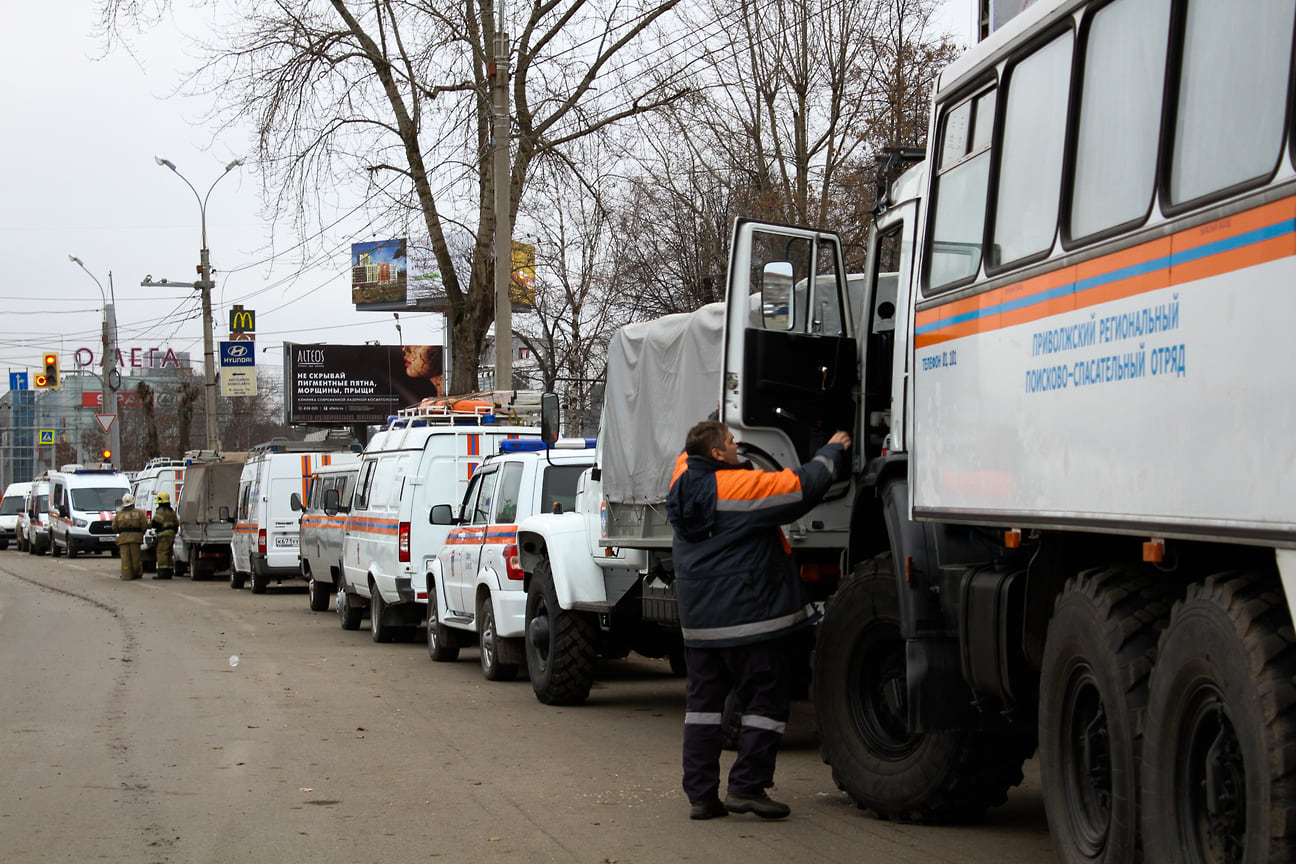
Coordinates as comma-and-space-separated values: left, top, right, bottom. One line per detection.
721, 220, 858, 546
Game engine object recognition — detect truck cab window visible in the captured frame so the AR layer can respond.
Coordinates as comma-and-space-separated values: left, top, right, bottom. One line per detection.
746, 231, 846, 336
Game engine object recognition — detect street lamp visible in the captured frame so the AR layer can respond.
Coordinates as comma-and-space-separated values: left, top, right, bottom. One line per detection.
153, 155, 245, 451
69, 255, 122, 465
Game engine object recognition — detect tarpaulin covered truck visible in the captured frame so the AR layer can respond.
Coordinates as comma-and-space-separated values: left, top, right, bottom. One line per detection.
174, 454, 246, 580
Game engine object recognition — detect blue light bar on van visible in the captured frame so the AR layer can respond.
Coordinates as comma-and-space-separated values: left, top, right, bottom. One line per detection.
500, 439, 546, 453
554, 438, 597, 450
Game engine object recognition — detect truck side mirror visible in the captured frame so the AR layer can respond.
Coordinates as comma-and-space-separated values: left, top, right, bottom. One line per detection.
218, 505, 231, 522
323, 488, 340, 517
762, 261, 795, 331
290, 492, 302, 512
540, 391, 560, 447
429, 504, 455, 525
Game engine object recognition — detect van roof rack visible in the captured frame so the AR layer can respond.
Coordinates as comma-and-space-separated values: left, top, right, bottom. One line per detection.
246, 438, 361, 456
141, 457, 188, 470
57, 463, 117, 474
388, 390, 544, 430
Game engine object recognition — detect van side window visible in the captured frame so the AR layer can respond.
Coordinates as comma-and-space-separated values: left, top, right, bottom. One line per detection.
541, 465, 586, 516
460, 468, 499, 526
238, 484, 251, 520
494, 463, 524, 523
991, 31, 1073, 268
1069, 0, 1169, 241
354, 460, 377, 510
338, 472, 356, 510
928, 87, 996, 291
1167, 0, 1294, 205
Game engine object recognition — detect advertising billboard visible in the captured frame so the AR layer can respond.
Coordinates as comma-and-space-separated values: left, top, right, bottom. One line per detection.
284, 343, 445, 425
355, 234, 535, 313
351, 239, 408, 309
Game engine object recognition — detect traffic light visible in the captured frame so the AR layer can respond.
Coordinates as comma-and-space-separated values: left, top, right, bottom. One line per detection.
34, 352, 60, 389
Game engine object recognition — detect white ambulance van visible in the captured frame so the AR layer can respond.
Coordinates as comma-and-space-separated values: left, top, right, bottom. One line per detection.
339, 399, 541, 642
19, 477, 50, 554
48, 464, 132, 558
293, 460, 361, 612
1, 481, 31, 550
231, 440, 361, 594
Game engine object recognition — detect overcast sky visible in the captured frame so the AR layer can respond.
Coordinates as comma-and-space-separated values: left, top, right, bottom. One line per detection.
0, 0, 974, 397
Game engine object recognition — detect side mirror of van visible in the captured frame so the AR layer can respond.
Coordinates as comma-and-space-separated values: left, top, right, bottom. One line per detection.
429, 504, 455, 525
290, 492, 302, 512
540, 392, 560, 447
218, 505, 232, 522
323, 488, 340, 517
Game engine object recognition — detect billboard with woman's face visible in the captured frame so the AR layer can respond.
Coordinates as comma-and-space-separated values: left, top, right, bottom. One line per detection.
284, 343, 444, 425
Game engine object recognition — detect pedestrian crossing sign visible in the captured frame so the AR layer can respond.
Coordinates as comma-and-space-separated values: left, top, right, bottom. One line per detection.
39, 429, 54, 445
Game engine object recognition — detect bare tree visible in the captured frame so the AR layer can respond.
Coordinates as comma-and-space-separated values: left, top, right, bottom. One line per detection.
604, 0, 958, 302
100, 0, 690, 394
223, 370, 290, 451
607, 132, 738, 318
512, 150, 632, 433
176, 379, 199, 456
135, 381, 161, 458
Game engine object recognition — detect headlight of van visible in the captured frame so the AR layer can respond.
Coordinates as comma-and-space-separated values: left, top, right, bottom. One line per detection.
73, 517, 89, 528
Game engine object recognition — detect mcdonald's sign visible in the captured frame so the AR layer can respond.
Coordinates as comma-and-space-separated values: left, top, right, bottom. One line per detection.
229, 305, 256, 334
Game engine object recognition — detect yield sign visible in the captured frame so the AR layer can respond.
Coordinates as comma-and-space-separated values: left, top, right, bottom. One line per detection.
95, 414, 117, 434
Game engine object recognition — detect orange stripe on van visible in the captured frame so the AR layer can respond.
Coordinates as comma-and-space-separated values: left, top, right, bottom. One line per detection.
914, 195, 1296, 348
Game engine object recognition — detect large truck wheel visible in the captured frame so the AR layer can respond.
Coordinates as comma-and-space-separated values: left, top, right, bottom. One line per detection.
813, 553, 1033, 822
525, 559, 597, 705
1141, 572, 1296, 864
250, 571, 268, 594
338, 589, 363, 631
1038, 567, 1170, 864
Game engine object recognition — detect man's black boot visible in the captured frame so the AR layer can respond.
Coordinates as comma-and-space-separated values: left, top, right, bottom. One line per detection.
724, 790, 790, 819
689, 796, 728, 820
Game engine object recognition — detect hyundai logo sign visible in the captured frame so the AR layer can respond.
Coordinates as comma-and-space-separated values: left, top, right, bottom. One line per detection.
219, 341, 256, 366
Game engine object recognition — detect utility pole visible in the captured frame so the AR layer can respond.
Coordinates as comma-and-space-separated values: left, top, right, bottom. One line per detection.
196, 246, 219, 450
69, 256, 121, 465
151, 156, 245, 452
491, 3, 513, 392
103, 273, 121, 463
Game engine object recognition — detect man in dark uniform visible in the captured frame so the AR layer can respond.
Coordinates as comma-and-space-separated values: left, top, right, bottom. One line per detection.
151, 492, 179, 579
112, 493, 148, 581
667, 420, 850, 820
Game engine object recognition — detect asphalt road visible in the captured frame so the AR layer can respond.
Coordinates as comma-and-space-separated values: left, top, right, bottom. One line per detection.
0, 550, 1057, 863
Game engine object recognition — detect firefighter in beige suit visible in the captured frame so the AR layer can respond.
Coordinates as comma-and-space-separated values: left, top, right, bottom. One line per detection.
112, 494, 147, 580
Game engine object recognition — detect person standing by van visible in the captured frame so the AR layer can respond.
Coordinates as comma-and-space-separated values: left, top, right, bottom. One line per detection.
666, 421, 850, 820
112, 494, 147, 580
151, 492, 179, 579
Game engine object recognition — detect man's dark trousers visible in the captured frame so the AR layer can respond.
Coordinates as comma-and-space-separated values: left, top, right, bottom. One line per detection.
682, 639, 790, 802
